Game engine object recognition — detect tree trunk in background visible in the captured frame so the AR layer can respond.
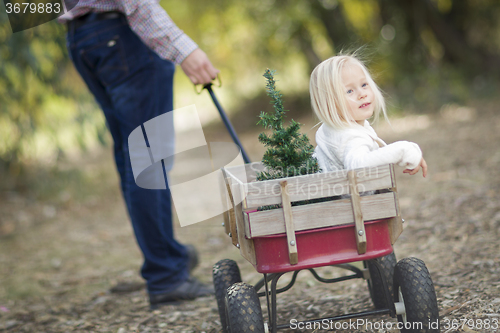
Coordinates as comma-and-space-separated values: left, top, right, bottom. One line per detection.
421, 0, 483, 71
293, 24, 322, 74
311, 0, 359, 52
377, 0, 500, 76
421, 0, 500, 73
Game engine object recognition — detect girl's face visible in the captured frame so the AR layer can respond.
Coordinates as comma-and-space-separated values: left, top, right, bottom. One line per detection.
341, 62, 374, 125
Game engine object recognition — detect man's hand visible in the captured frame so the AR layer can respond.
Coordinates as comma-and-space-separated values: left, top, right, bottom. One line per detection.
180, 48, 219, 85
403, 157, 428, 177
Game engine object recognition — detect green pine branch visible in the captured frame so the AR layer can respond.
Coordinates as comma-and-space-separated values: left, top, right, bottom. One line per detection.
256, 69, 320, 181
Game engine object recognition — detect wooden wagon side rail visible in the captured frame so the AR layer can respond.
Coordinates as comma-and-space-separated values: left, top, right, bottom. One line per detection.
222, 163, 403, 264
348, 170, 367, 254
221, 167, 257, 265
243, 192, 398, 237
241, 164, 394, 209
280, 180, 298, 265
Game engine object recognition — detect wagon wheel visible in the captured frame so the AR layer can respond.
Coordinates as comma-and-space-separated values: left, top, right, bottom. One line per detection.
393, 257, 439, 333
225, 282, 265, 333
213, 259, 242, 333
364, 252, 397, 309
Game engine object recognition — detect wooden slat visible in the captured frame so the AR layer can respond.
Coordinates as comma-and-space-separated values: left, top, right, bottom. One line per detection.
220, 169, 231, 235
222, 211, 230, 235
223, 168, 245, 186
224, 162, 264, 216
220, 169, 233, 236
243, 213, 251, 238
387, 164, 403, 244
348, 171, 367, 255
388, 215, 403, 244
228, 209, 236, 234
225, 178, 238, 246
280, 181, 298, 265
231, 180, 257, 265
223, 162, 265, 184
230, 181, 252, 237
389, 164, 397, 190
234, 201, 257, 265
243, 165, 394, 209
245, 192, 397, 237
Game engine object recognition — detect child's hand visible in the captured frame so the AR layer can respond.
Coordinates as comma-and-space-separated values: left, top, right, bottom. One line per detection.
403, 158, 428, 177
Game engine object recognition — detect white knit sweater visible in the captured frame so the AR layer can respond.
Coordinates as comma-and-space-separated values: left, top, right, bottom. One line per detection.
313, 121, 422, 172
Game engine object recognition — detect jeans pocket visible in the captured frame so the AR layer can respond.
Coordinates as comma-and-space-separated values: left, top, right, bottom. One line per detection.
80, 35, 129, 86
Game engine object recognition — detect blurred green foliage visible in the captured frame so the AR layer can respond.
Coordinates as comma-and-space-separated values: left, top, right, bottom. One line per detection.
169, 0, 500, 107
1, 0, 499, 183
0, 9, 107, 180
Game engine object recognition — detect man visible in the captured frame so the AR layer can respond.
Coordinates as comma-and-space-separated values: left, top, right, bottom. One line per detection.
60, 0, 219, 309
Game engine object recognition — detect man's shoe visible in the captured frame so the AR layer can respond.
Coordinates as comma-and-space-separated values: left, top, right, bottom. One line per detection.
185, 244, 199, 272
110, 245, 199, 294
109, 281, 145, 294
149, 277, 214, 309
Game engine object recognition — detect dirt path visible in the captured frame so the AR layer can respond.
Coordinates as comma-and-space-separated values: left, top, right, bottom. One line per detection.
1, 103, 499, 332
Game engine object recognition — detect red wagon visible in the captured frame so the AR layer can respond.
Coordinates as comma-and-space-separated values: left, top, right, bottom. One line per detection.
198, 82, 439, 333
214, 162, 440, 333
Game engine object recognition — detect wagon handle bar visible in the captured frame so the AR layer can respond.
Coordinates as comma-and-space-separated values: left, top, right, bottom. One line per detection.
197, 79, 251, 164
195, 74, 222, 94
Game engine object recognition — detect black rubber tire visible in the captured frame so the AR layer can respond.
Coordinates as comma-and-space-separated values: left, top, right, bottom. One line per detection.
365, 252, 397, 309
213, 259, 242, 333
393, 257, 439, 333
225, 282, 265, 333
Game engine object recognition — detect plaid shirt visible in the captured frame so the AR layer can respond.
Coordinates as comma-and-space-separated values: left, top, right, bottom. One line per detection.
59, 0, 198, 64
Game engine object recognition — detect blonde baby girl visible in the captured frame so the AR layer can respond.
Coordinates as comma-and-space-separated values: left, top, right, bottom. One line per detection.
310, 54, 427, 176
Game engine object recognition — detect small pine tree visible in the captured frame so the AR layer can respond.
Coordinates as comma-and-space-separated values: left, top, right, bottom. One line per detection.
256, 69, 320, 181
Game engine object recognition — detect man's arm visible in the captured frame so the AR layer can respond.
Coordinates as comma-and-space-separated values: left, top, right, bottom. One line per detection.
118, 0, 218, 84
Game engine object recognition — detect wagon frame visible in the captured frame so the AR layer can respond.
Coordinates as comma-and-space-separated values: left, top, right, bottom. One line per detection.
221, 162, 403, 266
201, 83, 439, 333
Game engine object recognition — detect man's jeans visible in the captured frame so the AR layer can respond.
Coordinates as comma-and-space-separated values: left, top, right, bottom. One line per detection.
66, 13, 189, 294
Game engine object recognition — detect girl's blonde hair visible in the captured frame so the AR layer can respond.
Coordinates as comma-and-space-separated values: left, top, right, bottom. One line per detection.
309, 54, 387, 129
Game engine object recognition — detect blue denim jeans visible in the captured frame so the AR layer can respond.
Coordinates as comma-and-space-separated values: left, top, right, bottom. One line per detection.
66, 13, 189, 294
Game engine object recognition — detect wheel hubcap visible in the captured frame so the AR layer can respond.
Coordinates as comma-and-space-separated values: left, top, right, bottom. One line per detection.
397, 286, 407, 323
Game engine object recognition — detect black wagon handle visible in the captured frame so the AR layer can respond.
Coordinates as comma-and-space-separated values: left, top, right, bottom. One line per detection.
195, 77, 251, 164
195, 74, 222, 94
